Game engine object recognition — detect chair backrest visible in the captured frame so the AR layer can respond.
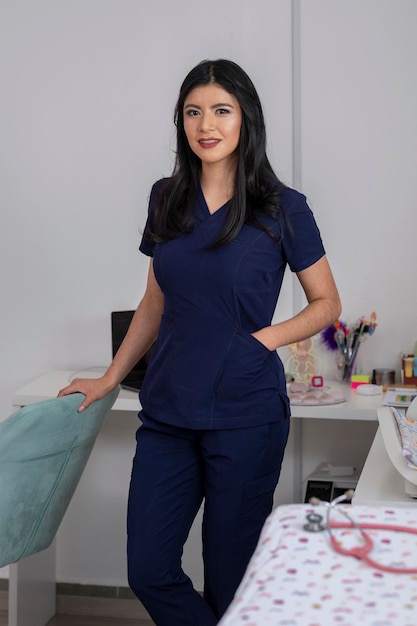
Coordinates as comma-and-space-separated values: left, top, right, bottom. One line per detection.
0, 387, 119, 567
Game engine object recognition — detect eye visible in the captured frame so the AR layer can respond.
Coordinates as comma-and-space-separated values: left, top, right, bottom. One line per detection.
184, 108, 200, 117
216, 108, 231, 115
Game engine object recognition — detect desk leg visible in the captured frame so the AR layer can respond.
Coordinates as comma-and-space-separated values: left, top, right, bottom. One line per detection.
8, 542, 56, 626
292, 418, 303, 502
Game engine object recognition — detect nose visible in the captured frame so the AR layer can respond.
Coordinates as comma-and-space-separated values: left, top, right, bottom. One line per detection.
198, 111, 215, 132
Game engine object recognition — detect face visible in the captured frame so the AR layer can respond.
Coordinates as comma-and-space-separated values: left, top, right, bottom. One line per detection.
183, 83, 242, 170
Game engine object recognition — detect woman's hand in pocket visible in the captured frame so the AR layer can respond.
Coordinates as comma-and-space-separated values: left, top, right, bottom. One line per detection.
251, 327, 276, 351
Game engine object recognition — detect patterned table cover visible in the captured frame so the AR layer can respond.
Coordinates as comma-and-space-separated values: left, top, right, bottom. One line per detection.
219, 503, 417, 626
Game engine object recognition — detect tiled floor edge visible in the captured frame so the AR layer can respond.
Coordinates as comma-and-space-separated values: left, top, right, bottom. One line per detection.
0, 583, 148, 620
55, 594, 149, 620
57, 583, 150, 620
56, 582, 136, 600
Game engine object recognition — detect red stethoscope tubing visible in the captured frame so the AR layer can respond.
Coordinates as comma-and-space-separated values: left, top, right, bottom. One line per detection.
329, 520, 417, 574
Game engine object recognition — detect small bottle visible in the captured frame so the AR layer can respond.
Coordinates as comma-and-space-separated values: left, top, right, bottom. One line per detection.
414, 342, 417, 377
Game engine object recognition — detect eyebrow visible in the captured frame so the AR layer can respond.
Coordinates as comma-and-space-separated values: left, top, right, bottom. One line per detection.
183, 102, 235, 110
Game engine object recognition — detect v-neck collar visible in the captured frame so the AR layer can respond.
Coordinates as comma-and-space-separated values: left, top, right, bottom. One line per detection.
196, 184, 231, 221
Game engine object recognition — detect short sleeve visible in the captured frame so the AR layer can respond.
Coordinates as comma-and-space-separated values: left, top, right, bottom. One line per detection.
280, 189, 325, 273
139, 179, 167, 257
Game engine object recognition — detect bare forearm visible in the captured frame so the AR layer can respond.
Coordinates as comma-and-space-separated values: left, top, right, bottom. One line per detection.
104, 295, 162, 387
253, 298, 340, 351
253, 256, 341, 351
58, 260, 163, 409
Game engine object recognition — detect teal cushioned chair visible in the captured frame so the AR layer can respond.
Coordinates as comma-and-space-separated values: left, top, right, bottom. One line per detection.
0, 387, 119, 567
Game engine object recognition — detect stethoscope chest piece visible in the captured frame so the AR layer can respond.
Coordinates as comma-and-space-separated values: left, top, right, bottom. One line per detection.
304, 512, 325, 532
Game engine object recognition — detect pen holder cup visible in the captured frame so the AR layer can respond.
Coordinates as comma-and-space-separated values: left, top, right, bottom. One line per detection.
402, 355, 417, 385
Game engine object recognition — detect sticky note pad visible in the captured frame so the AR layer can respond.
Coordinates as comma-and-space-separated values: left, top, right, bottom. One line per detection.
351, 374, 370, 389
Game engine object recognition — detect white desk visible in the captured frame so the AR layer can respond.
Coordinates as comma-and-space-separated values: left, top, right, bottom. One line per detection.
12, 370, 385, 420
11, 369, 140, 413
6, 371, 390, 626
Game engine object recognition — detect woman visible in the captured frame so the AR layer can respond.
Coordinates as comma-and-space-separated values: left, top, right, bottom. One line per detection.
59, 59, 341, 625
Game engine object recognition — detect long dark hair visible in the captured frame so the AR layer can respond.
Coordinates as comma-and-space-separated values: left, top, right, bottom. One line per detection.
150, 59, 284, 247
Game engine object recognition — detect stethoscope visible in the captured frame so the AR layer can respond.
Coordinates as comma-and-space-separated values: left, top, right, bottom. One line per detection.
304, 491, 417, 574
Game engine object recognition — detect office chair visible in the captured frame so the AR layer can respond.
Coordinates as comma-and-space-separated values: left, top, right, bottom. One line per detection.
0, 386, 119, 567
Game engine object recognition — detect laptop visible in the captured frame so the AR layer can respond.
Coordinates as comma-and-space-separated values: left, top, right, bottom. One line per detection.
111, 310, 154, 392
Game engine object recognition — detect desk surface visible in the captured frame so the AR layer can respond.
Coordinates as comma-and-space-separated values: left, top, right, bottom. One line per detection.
12, 369, 383, 420
11, 369, 139, 412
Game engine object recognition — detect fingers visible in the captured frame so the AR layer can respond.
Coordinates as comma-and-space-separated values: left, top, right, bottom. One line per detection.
57, 381, 78, 398
57, 378, 100, 413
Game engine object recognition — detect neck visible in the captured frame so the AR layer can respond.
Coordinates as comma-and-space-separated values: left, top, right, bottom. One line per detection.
200, 161, 236, 199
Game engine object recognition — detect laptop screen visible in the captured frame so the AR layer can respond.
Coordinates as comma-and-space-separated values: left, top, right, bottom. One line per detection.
111, 310, 154, 392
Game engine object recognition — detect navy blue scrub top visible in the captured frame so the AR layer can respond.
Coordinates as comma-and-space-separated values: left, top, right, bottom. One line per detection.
138, 180, 325, 430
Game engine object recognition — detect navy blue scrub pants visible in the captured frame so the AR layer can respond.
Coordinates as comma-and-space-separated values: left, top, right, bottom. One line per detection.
127, 415, 290, 625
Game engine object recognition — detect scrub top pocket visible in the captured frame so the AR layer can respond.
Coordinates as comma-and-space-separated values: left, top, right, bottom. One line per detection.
214, 329, 279, 404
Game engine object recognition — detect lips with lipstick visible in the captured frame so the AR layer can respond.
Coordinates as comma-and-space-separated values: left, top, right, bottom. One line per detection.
198, 138, 221, 148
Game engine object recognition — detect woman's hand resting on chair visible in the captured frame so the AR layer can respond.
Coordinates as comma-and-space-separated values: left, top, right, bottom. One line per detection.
58, 374, 118, 413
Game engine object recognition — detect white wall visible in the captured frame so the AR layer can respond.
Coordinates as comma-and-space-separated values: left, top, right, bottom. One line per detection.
1, 0, 417, 587
299, 0, 417, 377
